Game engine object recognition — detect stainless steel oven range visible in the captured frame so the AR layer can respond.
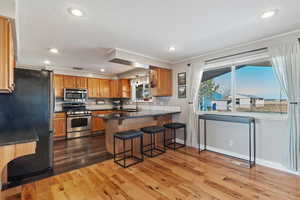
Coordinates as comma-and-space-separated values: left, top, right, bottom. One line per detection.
63, 103, 92, 139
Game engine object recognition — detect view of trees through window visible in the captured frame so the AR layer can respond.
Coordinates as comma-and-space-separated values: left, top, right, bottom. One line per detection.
199, 63, 288, 114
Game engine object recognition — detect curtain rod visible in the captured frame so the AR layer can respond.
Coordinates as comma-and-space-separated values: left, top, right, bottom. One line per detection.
205, 47, 268, 63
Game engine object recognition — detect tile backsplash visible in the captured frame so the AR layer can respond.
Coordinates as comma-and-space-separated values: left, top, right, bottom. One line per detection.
55, 96, 180, 112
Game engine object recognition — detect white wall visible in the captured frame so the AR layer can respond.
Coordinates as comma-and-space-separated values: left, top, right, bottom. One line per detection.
167, 30, 300, 173
0, 0, 15, 18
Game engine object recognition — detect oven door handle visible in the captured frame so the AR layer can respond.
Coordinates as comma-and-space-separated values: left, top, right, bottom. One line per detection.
68, 115, 91, 119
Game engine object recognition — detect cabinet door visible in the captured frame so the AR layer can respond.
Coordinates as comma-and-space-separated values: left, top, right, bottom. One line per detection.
88, 78, 100, 98
8, 20, 14, 91
161, 68, 172, 96
99, 79, 110, 98
150, 67, 172, 96
120, 79, 131, 98
53, 113, 66, 138
63, 75, 76, 89
53, 75, 64, 97
0, 16, 14, 93
76, 77, 88, 89
110, 80, 119, 98
91, 111, 106, 132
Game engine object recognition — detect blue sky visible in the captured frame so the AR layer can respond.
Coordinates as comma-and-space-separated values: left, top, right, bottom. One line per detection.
212, 66, 286, 99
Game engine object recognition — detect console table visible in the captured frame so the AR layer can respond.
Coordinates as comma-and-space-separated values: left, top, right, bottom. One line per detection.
198, 114, 256, 168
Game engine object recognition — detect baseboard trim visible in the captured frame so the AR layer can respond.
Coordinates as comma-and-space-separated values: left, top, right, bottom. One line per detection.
176, 138, 300, 176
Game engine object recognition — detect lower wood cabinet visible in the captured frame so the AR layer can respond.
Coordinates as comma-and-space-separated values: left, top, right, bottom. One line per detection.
91, 110, 113, 132
53, 112, 66, 139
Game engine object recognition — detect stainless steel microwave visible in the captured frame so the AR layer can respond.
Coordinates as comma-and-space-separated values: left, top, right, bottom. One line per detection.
64, 88, 87, 102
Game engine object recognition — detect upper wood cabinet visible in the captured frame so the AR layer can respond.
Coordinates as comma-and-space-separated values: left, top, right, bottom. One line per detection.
76, 77, 88, 89
54, 74, 64, 98
0, 16, 15, 93
99, 79, 110, 98
110, 80, 120, 98
63, 75, 77, 89
119, 79, 131, 98
150, 66, 172, 96
54, 75, 88, 97
53, 74, 132, 99
88, 78, 100, 98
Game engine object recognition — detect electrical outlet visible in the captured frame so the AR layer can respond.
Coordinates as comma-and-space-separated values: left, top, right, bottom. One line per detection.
229, 140, 234, 147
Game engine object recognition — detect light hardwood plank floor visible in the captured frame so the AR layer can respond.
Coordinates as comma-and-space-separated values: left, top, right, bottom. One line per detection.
15, 148, 300, 200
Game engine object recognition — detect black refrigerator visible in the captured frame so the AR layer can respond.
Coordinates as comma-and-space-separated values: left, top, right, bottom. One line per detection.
0, 68, 54, 181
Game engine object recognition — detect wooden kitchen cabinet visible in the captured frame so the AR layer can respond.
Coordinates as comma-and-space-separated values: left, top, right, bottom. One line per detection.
53, 112, 66, 139
63, 75, 77, 89
53, 74, 131, 99
53, 74, 64, 98
110, 79, 131, 98
76, 77, 88, 89
119, 79, 131, 98
99, 79, 110, 98
110, 79, 120, 98
150, 66, 172, 96
91, 110, 110, 132
0, 16, 15, 93
88, 78, 100, 98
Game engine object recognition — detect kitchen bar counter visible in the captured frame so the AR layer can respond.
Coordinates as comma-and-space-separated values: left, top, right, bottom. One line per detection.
94, 110, 181, 154
0, 124, 39, 147
0, 123, 38, 199
95, 110, 181, 121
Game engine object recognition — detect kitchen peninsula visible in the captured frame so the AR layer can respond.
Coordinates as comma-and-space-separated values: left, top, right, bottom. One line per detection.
94, 110, 180, 154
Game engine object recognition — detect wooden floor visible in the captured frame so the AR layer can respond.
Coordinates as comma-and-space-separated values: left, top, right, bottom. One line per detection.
18, 148, 300, 200
53, 134, 112, 175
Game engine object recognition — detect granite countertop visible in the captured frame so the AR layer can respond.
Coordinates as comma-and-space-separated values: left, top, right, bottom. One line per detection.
0, 124, 39, 147
55, 108, 138, 113
94, 110, 181, 120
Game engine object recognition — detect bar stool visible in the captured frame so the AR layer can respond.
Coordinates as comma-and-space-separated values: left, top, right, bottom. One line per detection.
141, 126, 166, 157
113, 130, 144, 168
163, 122, 186, 150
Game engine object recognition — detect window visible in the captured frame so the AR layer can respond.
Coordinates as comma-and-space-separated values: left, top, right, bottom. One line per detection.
199, 61, 287, 114
131, 77, 152, 102
199, 67, 232, 111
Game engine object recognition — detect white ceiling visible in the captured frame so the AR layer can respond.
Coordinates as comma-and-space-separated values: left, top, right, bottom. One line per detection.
17, 0, 300, 74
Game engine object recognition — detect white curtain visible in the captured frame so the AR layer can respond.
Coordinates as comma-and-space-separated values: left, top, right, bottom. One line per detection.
270, 40, 300, 171
187, 63, 203, 147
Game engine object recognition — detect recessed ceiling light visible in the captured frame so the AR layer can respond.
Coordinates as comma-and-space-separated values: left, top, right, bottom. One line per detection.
261, 10, 277, 19
44, 60, 50, 65
69, 8, 84, 17
49, 48, 59, 54
168, 46, 176, 52
100, 68, 105, 72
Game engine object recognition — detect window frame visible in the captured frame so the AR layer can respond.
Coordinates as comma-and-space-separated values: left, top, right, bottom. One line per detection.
131, 77, 153, 103
199, 60, 287, 114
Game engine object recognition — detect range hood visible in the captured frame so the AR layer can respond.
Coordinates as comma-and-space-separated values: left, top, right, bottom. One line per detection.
107, 48, 150, 69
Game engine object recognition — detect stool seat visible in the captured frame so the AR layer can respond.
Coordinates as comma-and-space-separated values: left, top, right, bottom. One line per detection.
141, 126, 165, 134
114, 130, 143, 140
164, 122, 186, 129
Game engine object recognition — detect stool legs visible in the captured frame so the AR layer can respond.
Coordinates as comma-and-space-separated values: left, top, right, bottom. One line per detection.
113, 135, 144, 168
143, 131, 166, 157
164, 127, 186, 150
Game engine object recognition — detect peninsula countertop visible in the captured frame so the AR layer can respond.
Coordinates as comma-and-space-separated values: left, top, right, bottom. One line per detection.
94, 110, 181, 120
0, 123, 39, 147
